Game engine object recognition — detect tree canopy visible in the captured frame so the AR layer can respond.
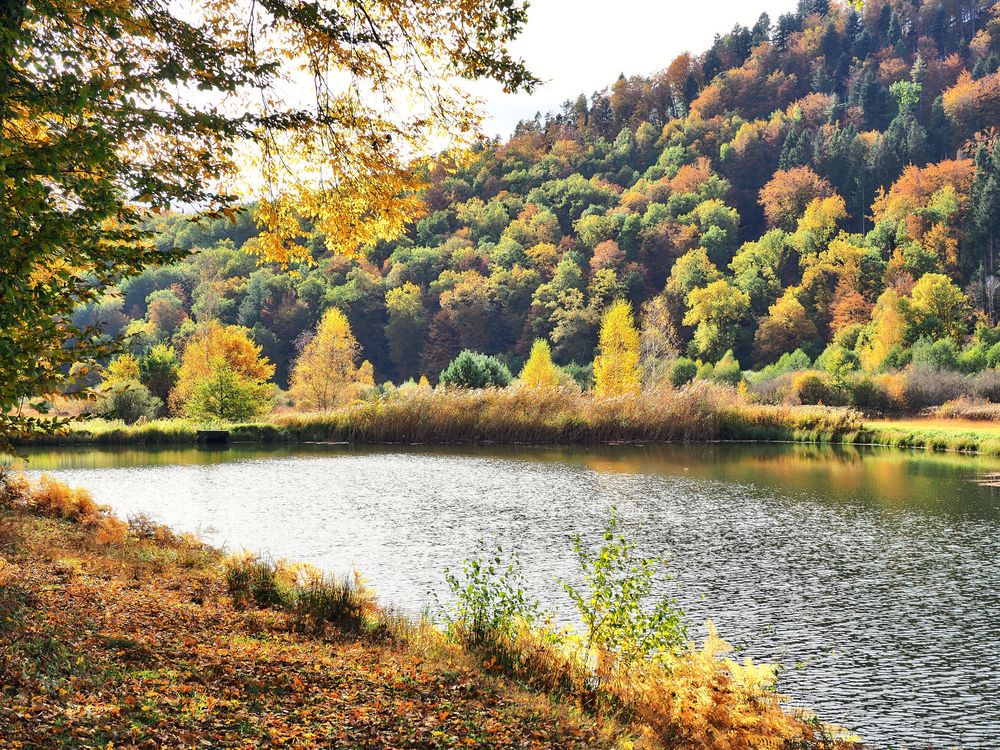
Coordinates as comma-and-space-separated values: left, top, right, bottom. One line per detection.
0, 0, 535, 443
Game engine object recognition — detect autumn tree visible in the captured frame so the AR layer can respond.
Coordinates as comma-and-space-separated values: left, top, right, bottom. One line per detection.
759, 167, 836, 230
903, 273, 970, 340
858, 290, 906, 372
684, 280, 750, 361
385, 283, 428, 380
140, 344, 180, 403
96, 354, 162, 423
639, 296, 681, 364
289, 309, 373, 412
102, 354, 141, 385
171, 322, 275, 414
519, 339, 561, 389
752, 289, 818, 366
1, 0, 535, 443
146, 290, 188, 339
942, 71, 1000, 136
185, 362, 274, 423
593, 300, 642, 396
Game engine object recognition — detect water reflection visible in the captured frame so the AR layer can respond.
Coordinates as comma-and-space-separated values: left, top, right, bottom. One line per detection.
17, 441, 1000, 748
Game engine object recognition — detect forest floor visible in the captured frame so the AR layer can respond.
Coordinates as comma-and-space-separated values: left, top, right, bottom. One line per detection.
0, 506, 615, 749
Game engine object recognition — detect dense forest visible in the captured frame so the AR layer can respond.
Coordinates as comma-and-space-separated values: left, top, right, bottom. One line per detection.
76, 0, 1000, 410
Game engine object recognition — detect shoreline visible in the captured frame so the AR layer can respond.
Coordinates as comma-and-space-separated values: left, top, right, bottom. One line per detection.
0, 474, 857, 749
15, 417, 1000, 458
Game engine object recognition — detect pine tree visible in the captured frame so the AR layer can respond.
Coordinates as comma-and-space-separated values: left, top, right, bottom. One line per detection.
970, 142, 1000, 298
593, 300, 642, 396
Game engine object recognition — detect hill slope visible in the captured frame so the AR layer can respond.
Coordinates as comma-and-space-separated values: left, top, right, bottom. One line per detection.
80, 0, 1000, 392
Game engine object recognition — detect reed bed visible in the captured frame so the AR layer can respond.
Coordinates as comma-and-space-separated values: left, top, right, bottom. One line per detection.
20, 382, 1000, 457
272, 382, 862, 445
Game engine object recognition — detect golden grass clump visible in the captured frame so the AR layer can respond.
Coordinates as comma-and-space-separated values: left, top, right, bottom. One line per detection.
934, 396, 1000, 420
623, 624, 853, 749
1, 473, 128, 546
32, 474, 101, 522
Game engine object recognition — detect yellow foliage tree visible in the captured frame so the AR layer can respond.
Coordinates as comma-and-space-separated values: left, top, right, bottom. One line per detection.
593, 301, 642, 396
904, 272, 970, 340
102, 354, 141, 385
289, 309, 373, 412
519, 339, 561, 389
170, 322, 275, 413
859, 290, 905, 371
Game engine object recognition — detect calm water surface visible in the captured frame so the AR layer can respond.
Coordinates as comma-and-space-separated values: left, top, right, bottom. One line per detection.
20, 442, 1000, 749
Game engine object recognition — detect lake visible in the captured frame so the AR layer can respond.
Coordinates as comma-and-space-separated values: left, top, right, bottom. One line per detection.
19, 442, 1000, 749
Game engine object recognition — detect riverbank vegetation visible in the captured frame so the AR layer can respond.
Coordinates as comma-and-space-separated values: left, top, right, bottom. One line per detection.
0, 473, 856, 748
19, 383, 862, 445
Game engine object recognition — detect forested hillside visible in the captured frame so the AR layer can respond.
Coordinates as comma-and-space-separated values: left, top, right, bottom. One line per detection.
79, 0, 1000, 399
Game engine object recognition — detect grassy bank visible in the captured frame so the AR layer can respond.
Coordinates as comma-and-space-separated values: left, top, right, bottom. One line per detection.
1, 474, 856, 749
17, 383, 860, 444
14, 382, 1000, 457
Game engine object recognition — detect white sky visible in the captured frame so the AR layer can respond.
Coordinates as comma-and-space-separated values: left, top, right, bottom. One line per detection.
472, 0, 801, 137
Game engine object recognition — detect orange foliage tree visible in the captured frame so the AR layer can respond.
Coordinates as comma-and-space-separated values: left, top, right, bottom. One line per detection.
942, 71, 1000, 136
759, 167, 836, 230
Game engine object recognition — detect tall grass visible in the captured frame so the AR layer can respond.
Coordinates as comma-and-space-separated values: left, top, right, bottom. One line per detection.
20, 417, 202, 445
17, 383, 859, 446
224, 555, 379, 635
272, 382, 862, 445
20, 382, 1000, 457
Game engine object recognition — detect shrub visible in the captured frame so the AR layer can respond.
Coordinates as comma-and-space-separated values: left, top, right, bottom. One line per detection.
95, 380, 163, 423
845, 374, 906, 414
903, 367, 966, 409
442, 545, 547, 651
791, 371, 847, 406
225, 555, 379, 634
814, 344, 858, 383
747, 348, 811, 386
910, 337, 961, 372
439, 350, 512, 389
746, 371, 796, 404
709, 350, 741, 386
958, 343, 988, 374
634, 624, 837, 748
32, 475, 100, 522
226, 555, 290, 610
0, 468, 31, 508
880, 343, 912, 371
873, 372, 908, 413
935, 397, 1000, 420
561, 361, 593, 390
668, 357, 698, 387
93, 516, 129, 545
972, 369, 1000, 402
563, 510, 686, 673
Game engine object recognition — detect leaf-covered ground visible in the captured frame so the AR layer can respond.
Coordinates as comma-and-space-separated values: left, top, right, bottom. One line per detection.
0, 511, 613, 749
